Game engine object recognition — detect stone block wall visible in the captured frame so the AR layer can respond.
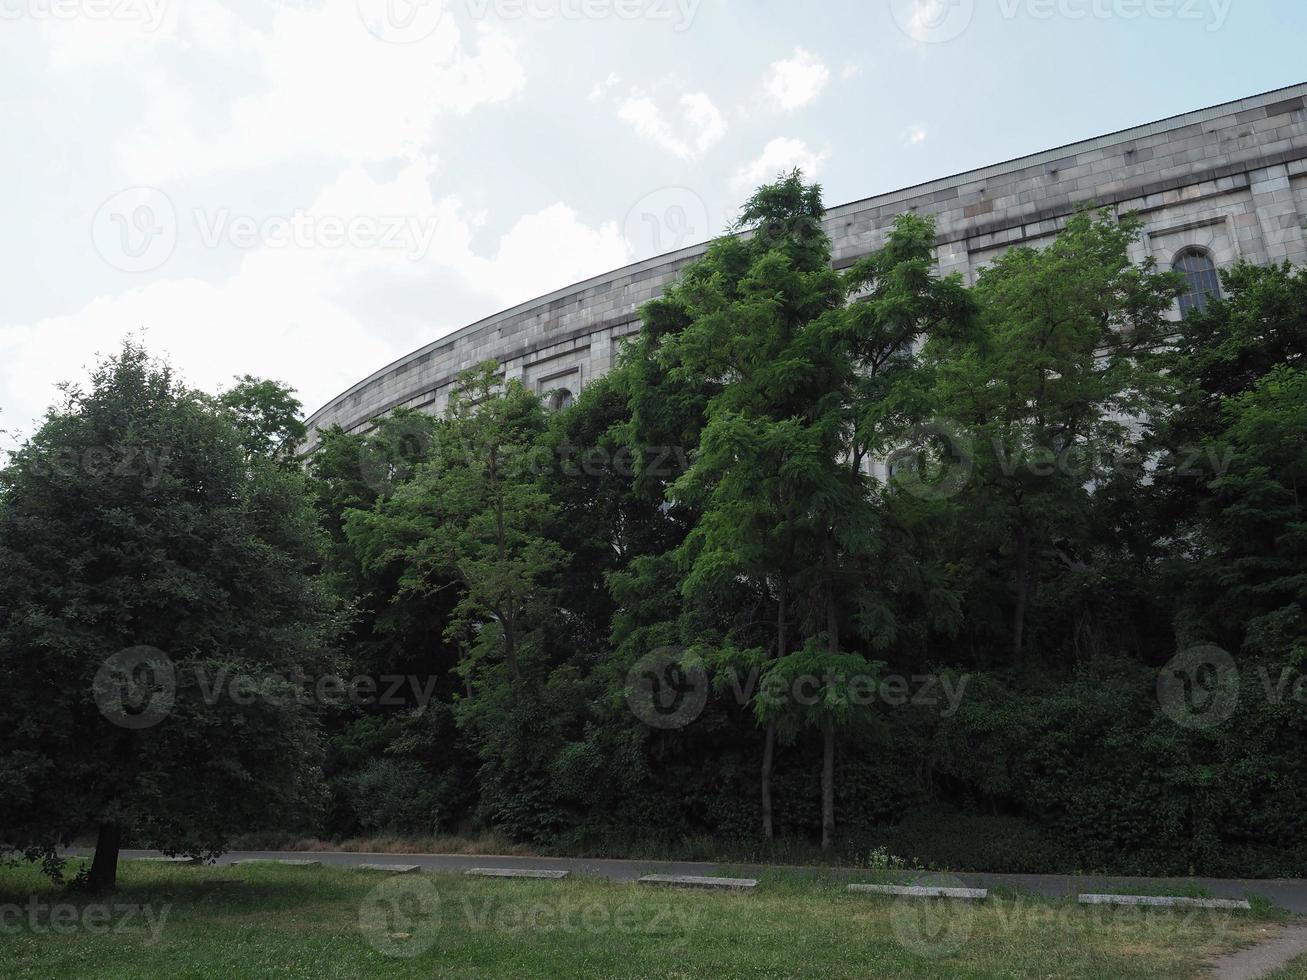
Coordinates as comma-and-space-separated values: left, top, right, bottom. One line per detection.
303, 83, 1307, 452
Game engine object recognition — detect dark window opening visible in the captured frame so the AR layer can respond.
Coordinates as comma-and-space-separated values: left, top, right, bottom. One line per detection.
1174, 247, 1221, 317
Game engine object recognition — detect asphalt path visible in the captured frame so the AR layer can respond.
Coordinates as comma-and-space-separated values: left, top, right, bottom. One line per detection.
62, 848, 1307, 915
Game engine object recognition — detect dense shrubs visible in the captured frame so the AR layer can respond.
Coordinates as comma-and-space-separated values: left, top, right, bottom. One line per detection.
301, 183, 1306, 877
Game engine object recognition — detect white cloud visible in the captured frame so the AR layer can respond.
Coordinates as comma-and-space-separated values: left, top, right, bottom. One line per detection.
764, 48, 830, 111
111, 7, 525, 180
841, 63, 863, 80
476, 205, 630, 308
37, 0, 179, 70
730, 138, 829, 195
0, 276, 395, 446
0, 158, 627, 442
588, 72, 623, 102
617, 90, 726, 160
905, 125, 928, 145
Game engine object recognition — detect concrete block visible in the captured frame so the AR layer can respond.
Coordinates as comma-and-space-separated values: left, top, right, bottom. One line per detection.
233, 859, 321, 868
1078, 894, 1251, 910
638, 875, 757, 891
465, 868, 570, 880
358, 864, 422, 874
131, 856, 196, 864
848, 884, 988, 900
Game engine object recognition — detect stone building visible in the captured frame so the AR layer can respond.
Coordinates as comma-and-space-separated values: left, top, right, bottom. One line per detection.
303, 82, 1307, 452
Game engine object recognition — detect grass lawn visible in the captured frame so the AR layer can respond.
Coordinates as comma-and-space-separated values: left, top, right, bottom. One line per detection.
1264, 951, 1307, 978
0, 860, 1286, 978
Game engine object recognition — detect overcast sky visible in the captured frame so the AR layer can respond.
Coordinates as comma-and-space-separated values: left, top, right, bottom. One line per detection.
2, 0, 1304, 449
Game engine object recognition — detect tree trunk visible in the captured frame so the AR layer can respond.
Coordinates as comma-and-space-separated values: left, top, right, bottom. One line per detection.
824, 536, 841, 653
490, 445, 522, 686
821, 535, 840, 853
1012, 521, 1031, 663
762, 579, 787, 840
87, 822, 122, 895
821, 719, 836, 852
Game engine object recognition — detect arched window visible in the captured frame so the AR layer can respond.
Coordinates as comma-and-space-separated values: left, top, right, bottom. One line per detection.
1174, 247, 1221, 317
549, 389, 574, 412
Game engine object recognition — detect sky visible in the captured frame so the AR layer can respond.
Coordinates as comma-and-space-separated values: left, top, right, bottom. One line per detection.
2, 0, 1305, 449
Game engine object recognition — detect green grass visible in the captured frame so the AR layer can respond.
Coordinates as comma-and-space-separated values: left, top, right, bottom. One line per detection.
1268, 955, 1307, 979
0, 860, 1282, 979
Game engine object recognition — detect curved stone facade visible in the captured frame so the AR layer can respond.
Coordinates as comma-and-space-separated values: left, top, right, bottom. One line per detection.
304, 83, 1307, 452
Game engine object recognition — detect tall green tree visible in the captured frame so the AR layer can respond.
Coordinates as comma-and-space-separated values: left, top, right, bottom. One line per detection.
345, 365, 568, 833
0, 343, 337, 892
645, 175, 968, 848
218, 374, 308, 465
930, 210, 1180, 662
1147, 260, 1307, 573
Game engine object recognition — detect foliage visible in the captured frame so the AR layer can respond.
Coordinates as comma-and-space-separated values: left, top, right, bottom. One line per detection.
5, 180, 1306, 882
218, 374, 309, 465
0, 343, 337, 891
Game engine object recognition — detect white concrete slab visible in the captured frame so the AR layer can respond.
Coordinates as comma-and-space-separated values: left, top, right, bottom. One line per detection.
848, 884, 988, 900
130, 856, 196, 864
233, 859, 321, 868
638, 875, 757, 891
1078, 894, 1251, 910
358, 864, 421, 874
465, 868, 570, 880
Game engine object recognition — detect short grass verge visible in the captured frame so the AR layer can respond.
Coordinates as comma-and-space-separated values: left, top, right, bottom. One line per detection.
0, 860, 1283, 978
1269, 955, 1307, 978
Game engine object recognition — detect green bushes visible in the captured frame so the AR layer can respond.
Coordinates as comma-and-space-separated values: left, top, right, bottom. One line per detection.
336, 760, 441, 837
297, 185, 1307, 878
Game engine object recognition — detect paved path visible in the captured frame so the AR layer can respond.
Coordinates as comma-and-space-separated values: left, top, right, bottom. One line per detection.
1207, 923, 1307, 979
67, 848, 1307, 915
